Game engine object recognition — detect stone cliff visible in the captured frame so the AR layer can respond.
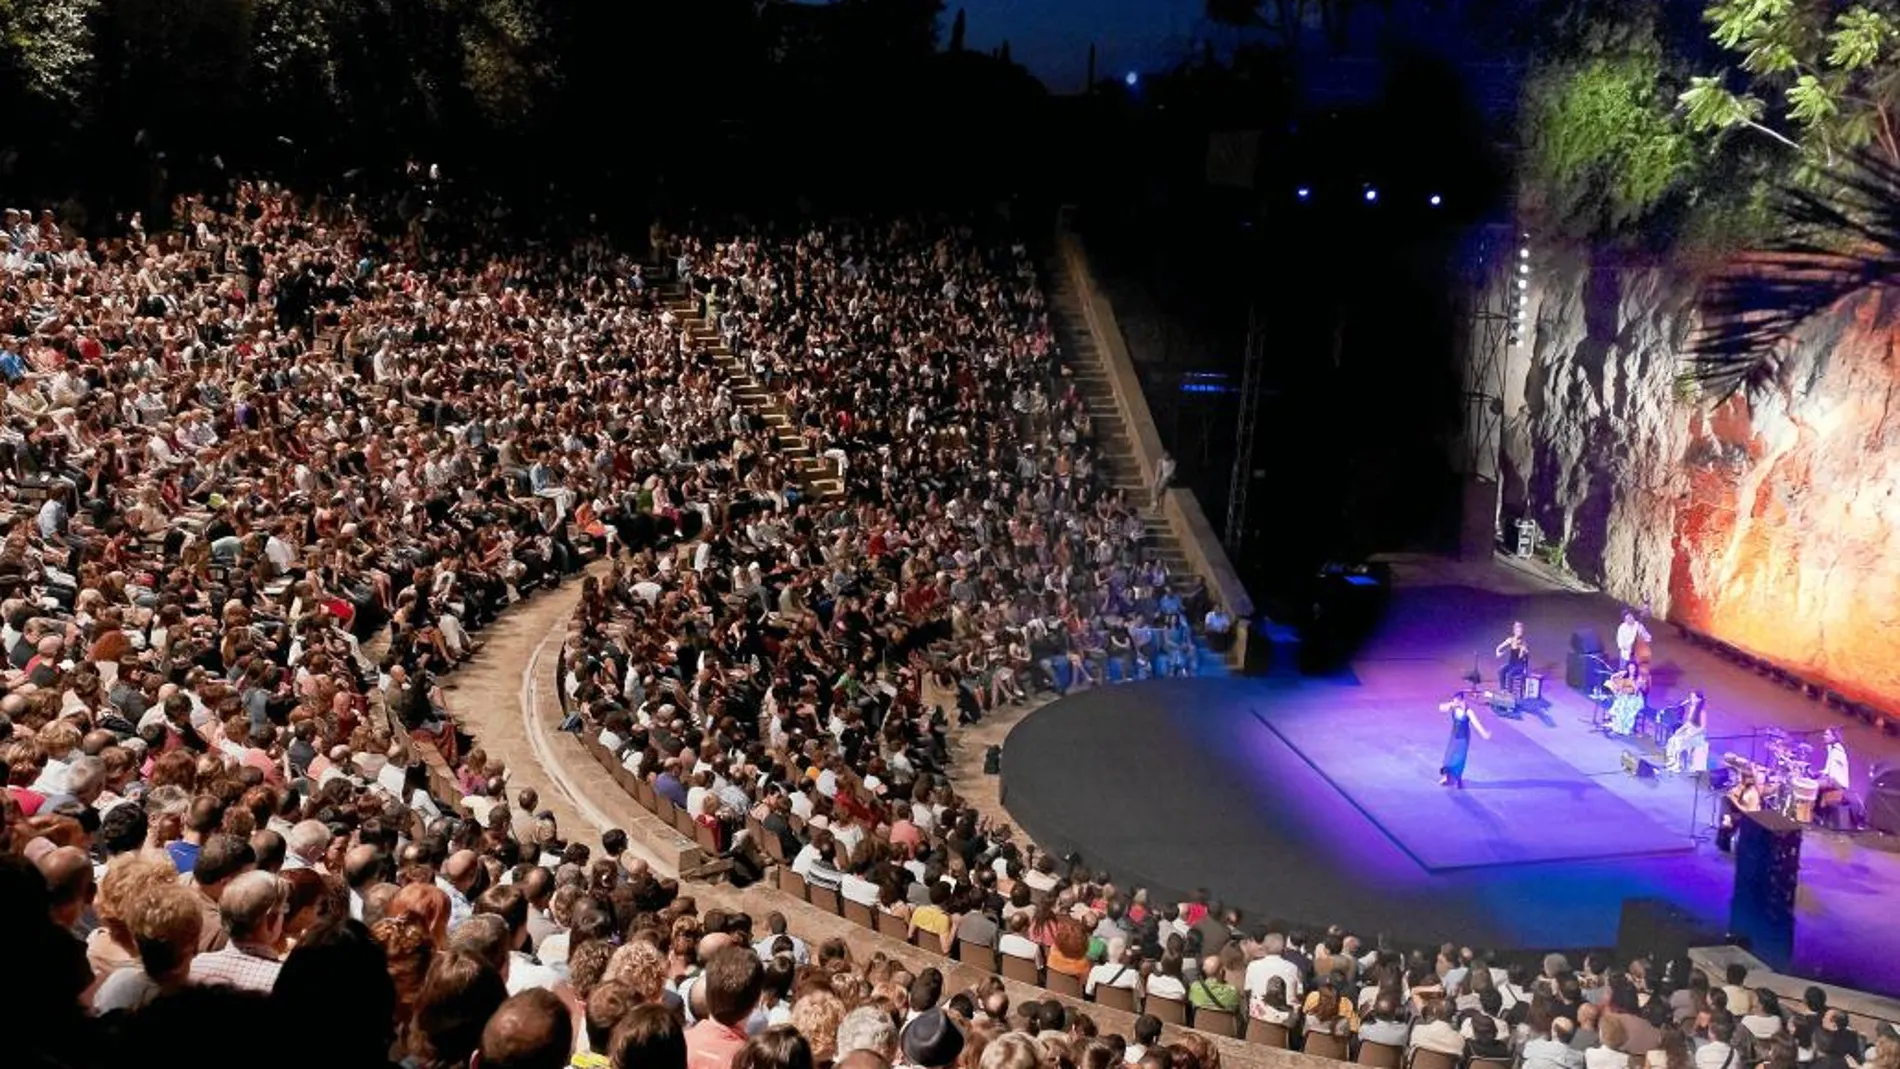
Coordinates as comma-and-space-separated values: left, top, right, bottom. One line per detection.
1497, 250, 1900, 713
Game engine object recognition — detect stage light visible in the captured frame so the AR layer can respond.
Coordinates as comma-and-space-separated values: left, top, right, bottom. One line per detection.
1429, 194, 1443, 206
1124, 71, 1139, 87
1517, 278, 1528, 290
1364, 187, 1378, 203
1519, 247, 1530, 260
1296, 186, 1311, 200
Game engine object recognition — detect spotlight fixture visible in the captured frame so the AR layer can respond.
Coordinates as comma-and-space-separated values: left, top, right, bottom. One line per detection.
1124, 71, 1139, 87
1296, 186, 1311, 200
1507, 234, 1532, 347
1363, 187, 1378, 203
1429, 194, 1443, 206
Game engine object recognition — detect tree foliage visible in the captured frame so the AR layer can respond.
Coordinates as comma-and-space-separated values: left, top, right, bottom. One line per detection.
1681, 0, 1900, 165
0, 0, 982, 209
1516, 1, 1712, 239
0, 0, 97, 110
1522, 46, 1694, 233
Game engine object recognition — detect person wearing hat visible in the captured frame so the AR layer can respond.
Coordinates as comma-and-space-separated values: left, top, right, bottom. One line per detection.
898, 1008, 964, 1069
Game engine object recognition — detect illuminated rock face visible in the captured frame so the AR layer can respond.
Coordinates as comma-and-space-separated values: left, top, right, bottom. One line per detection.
1498, 254, 1900, 712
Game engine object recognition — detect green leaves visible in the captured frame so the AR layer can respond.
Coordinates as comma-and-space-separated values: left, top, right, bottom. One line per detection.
1679, 75, 1765, 132
1523, 46, 1695, 234
1688, 0, 1900, 164
1827, 6, 1895, 69
1787, 72, 1840, 126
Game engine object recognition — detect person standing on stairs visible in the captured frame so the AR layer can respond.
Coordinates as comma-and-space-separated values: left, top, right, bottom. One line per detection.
1152, 452, 1177, 507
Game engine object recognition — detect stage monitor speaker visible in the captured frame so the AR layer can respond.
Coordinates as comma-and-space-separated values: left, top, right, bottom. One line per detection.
1622, 751, 1658, 779
1571, 628, 1605, 655
1617, 898, 1725, 982
1729, 810, 1802, 967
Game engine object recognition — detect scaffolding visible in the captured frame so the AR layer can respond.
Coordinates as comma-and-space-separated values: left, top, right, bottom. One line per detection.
1225, 305, 1267, 551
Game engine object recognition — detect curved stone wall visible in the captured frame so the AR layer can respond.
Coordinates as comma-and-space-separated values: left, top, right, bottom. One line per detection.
1499, 251, 1900, 712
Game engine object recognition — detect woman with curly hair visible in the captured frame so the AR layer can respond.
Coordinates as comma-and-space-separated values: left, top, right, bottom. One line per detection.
371, 915, 434, 1034
790, 989, 846, 1067
87, 856, 183, 980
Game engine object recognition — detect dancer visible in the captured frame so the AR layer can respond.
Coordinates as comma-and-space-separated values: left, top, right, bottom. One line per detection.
1495, 620, 1530, 698
1664, 690, 1708, 774
1439, 692, 1493, 788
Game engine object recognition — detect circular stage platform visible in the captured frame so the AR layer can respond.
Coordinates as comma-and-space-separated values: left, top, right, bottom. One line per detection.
996, 583, 1900, 992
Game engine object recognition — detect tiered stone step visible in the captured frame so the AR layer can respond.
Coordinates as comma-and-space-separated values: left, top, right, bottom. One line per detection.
658, 285, 846, 503
1046, 270, 1205, 599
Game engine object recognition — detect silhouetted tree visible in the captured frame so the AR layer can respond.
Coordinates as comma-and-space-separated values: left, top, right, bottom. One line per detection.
949, 7, 965, 52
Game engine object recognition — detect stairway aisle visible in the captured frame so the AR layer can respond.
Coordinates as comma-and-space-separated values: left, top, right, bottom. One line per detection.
658, 283, 846, 504
1045, 265, 1234, 674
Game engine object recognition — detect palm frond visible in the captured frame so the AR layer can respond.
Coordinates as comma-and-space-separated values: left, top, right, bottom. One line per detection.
1683, 147, 1900, 398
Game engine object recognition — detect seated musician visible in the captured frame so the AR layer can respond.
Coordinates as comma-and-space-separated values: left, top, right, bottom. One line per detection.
1665, 691, 1708, 774
1817, 727, 1856, 829
1607, 666, 1643, 736
1495, 621, 1530, 697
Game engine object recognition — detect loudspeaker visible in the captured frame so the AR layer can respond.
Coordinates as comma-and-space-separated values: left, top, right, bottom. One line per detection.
1622, 751, 1658, 779
1617, 898, 1725, 980
1460, 476, 1499, 562
1730, 810, 1803, 966
1567, 638, 1610, 694
1868, 762, 1900, 836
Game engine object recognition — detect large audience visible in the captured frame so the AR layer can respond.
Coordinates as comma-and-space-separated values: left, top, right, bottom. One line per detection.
3, 183, 1896, 1069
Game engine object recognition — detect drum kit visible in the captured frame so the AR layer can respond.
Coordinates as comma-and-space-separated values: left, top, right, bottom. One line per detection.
1722, 728, 1829, 824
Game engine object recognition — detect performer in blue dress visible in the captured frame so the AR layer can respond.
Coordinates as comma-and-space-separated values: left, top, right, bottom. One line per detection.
1439, 692, 1493, 788
1606, 665, 1644, 736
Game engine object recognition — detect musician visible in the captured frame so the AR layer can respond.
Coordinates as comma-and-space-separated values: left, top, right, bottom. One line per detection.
1822, 727, 1851, 790
1615, 609, 1652, 669
1664, 691, 1708, 774
1495, 621, 1530, 698
1718, 769, 1763, 852
1606, 665, 1644, 737
1818, 727, 1857, 829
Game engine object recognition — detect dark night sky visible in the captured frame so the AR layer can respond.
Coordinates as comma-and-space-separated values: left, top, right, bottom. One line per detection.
955, 0, 1211, 90
954, 0, 1210, 91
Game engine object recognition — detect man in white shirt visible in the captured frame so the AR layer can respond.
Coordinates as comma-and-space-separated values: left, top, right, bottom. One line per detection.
1244, 933, 1304, 1002
1695, 1016, 1738, 1069
1616, 610, 1651, 668
1086, 945, 1143, 998
1822, 728, 1851, 790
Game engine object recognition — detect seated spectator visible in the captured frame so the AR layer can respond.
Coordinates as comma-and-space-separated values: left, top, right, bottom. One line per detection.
1303, 977, 1360, 1036
91, 882, 202, 1013
1525, 1018, 1588, 1069
1588, 1011, 1634, 1069
1412, 1000, 1467, 1056
688, 946, 763, 1069
1187, 954, 1241, 1015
